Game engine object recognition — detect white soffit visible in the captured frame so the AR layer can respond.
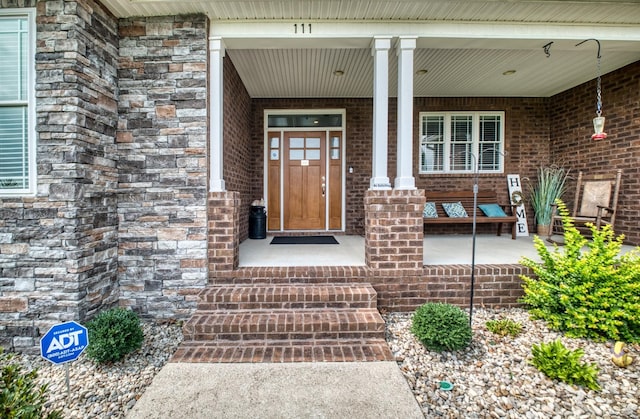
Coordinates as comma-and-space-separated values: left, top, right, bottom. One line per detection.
103, 0, 640, 24
97, 0, 640, 98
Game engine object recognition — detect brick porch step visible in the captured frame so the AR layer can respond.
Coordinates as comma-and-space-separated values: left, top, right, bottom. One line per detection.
173, 283, 393, 363
171, 339, 392, 363
196, 284, 377, 310
183, 308, 385, 341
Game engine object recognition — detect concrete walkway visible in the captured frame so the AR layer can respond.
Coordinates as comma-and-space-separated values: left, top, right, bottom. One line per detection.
126, 362, 424, 419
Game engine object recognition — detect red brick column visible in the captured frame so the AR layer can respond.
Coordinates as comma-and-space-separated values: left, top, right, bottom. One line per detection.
364, 189, 425, 270
208, 192, 240, 273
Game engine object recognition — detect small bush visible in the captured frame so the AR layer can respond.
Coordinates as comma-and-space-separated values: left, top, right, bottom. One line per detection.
486, 318, 522, 337
0, 349, 63, 419
520, 200, 640, 343
86, 308, 144, 364
530, 339, 600, 391
411, 302, 472, 352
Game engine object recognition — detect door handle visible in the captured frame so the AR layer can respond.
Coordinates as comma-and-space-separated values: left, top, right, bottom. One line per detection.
322, 183, 325, 197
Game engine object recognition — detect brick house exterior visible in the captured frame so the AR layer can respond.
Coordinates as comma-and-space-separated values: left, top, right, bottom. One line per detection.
1, 0, 639, 351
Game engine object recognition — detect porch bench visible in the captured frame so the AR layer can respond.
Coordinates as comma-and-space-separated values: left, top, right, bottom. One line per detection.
423, 190, 518, 239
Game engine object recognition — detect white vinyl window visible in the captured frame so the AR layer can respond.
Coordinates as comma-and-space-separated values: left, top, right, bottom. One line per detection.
419, 112, 504, 174
0, 10, 36, 195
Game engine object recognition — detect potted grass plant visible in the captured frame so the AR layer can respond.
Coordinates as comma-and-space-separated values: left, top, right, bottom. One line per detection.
528, 165, 569, 236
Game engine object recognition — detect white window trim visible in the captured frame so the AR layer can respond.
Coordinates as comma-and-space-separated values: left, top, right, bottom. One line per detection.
0, 8, 37, 197
418, 111, 505, 175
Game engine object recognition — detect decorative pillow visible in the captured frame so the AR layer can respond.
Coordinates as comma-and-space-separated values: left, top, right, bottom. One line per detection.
478, 203, 508, 217
423, 202, 438, 218
442, 202, 468, 218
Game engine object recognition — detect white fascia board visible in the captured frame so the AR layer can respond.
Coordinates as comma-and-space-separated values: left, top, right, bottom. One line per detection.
211, 20, 640, 49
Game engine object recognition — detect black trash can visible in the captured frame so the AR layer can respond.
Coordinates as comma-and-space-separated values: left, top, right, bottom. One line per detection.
249, 205, 266, 239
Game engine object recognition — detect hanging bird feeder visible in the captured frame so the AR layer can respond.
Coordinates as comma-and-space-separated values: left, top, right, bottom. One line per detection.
577, 39, 607, 140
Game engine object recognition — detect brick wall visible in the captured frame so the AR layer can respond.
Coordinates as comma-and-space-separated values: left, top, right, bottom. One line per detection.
117, 15, 209, 319
373, 264, 528, 311
364, 190, 425, 270
0, 0, 120, 351
550, 61, 640, 245
415, 97, 550, 235
251, 97, 549, 235
213, 264, 530, 311
251, 98, 375, 234
207, 192, 240, 272
223, 57, 253, 241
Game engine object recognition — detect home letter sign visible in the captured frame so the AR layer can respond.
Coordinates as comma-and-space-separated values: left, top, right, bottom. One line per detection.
507, 174, 529, 237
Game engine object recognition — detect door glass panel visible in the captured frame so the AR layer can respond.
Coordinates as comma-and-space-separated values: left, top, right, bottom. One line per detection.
306, 149, 321, 160
331, 149, 340, 160
331, 137, 340, 148
289, 149, 304, 160
306, 138, 321, 148
290, 137, 304, 148
268, 114, 342, 128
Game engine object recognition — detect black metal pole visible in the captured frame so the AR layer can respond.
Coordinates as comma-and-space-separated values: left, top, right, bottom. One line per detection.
470, 181, 478, 327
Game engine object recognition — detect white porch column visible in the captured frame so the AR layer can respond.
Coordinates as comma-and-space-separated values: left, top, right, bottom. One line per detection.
394, 36, 417, 190
370, 36, 392, 190
209, 37, 226, 192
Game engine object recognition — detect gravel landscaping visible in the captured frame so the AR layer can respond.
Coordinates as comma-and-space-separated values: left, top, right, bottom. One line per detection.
385, 308, 640, 419
2, 321, 183, 419
3, 309, 639, 418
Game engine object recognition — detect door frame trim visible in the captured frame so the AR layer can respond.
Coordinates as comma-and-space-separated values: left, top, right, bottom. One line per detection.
263, 109, 346, 232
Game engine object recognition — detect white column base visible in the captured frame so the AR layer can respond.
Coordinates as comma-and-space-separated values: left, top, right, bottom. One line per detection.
210, 179, 226, 193
370, 177, 392, 190
394, 177, 416, 190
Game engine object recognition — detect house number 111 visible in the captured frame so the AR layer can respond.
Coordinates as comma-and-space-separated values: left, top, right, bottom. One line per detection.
294, 24, 312, 34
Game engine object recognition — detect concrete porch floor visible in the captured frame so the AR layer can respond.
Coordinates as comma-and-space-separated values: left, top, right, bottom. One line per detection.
239, 234, 549, 267
239, 234, 638, 267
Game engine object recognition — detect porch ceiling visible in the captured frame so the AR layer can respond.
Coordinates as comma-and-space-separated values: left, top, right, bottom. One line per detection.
101, 0, 640, 98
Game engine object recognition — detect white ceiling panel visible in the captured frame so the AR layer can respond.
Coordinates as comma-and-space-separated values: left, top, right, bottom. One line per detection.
229, 49, 374, 97
228, 44, 640, 98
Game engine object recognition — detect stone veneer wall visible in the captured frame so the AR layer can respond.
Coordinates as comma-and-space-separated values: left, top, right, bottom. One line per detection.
550, 61, 640, 245
0, 0, 120, 351
117, 15, 209, 318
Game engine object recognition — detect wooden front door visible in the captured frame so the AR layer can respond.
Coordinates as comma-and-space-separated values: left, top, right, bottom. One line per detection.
283, 132, 326, 230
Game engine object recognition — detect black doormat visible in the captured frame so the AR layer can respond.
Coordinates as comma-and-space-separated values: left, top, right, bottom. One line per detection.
270, 236, 339, 245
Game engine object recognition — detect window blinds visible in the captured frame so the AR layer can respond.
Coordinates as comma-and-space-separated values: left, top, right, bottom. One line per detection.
0, 16, 29, 190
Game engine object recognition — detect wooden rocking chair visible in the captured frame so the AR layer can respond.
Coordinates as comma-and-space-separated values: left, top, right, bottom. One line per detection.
548, 169, 622, 242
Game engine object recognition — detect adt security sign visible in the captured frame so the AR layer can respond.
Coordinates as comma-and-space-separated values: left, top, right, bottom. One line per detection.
40, 321, 89, 365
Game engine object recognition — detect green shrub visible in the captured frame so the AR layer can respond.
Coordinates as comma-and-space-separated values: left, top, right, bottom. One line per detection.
411, 302, 472, 352
530, 339, 600, 391
486, 318, 522, 337
0, 349, 63, 419
520, 200, 640, 343
86, 308, 144, 364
